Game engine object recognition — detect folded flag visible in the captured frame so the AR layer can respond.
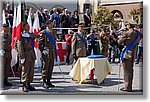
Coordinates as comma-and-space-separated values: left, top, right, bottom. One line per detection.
87, 55, 105, 59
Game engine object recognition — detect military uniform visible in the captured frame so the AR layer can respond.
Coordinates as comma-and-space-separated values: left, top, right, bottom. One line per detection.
17, 31, 37, 92
39, 28, 56, 88
72, 31, 87, 60
100, 31, 109, 57
118, 28, 139, 92
0, 31, 12, 86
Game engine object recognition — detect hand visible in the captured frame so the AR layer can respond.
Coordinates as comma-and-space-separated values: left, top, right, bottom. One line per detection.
42, 49, 49, 55
20, 58, 25, 66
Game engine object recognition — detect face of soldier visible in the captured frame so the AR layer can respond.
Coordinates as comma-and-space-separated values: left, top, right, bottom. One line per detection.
3, 27, 9, 33
78, 26, 84, 33
47, 22, 53, 30
24, 24, 30, 32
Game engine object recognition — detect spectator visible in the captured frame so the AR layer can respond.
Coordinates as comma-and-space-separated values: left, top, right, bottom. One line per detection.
5, 3, 13, 27
60, 9, 71, 41
71, 10, 79, 32
43, 9, 50, 21
84, 9, 91, 34
51, 8, 59, 28
25, 8, 29, 22
38, 7, 46, 27
65, 30, 73, 65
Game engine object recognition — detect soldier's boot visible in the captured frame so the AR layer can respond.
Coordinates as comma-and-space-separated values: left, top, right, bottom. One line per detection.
27, 83, 36, 91
4, 78, 13, 86
47, 79, 55, 87
43, 78, 49, 89
22, 84, 29, 92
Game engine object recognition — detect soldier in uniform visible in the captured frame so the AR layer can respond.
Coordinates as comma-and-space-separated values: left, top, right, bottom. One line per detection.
0, 24, 12, 87
39, 20, 56, 89
72, 23, 87, 61
99, 26, 109, 57
118, 20, 139, 92
17, 23, 39, 92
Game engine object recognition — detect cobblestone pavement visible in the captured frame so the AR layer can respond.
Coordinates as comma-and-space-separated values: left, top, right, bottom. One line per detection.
1, 62, 143, 95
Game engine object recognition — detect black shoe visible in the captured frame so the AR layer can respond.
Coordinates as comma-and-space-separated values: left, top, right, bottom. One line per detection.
48, 82, 55, 87
27, 83, 36, 91
47, 79, 55, 87
4, 81, 13, 86
22, 84, 29, 92
120, 87, 132, 92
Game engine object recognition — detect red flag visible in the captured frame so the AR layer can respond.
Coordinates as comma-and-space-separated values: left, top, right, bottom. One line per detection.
16, 3, 22, 41
33, 11, 40, 48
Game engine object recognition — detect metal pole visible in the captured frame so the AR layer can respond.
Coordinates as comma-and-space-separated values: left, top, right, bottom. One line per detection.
57, 60, 65, 80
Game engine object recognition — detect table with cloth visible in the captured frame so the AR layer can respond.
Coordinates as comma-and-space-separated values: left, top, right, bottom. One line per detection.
69, 57, 111, 84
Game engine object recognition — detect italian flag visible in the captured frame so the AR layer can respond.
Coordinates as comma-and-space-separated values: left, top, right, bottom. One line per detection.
33, 11, 42, 67
11, 6, 18, 68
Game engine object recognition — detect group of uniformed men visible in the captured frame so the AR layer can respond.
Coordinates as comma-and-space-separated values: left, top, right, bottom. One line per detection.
0, 18, 142, 92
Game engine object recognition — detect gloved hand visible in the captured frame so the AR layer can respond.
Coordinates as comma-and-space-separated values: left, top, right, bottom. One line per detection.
42, 49, 49, 55
0, 50, 5, 56
21, 58, 25, 64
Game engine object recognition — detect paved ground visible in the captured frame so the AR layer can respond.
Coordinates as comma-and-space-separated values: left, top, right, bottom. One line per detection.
0, 62, 143, 95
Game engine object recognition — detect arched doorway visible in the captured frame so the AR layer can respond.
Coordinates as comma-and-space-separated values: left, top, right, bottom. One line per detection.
50, 5, 65, 14
111, 10, 123, 20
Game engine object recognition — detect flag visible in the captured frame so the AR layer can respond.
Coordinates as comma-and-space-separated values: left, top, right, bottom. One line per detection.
2, 10, 6, 24
11, 6, 18, 68
16, 2, 22, 41
33, 11, 40, 48
27, 8, 33, 33
33, 11, 42, 68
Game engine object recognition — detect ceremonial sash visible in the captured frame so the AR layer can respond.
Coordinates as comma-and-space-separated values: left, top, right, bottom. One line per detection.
44, 30, 58, 62
24, 37, 34, 48
76, 33, 87, 47
120, 30, 141, 61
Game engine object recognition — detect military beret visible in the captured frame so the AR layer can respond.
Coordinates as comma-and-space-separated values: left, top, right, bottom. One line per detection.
78, 22, 84, 27
2, 23, 9, 27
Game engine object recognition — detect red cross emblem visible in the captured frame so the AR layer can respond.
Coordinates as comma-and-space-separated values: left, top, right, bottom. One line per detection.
57, 43, 66, 62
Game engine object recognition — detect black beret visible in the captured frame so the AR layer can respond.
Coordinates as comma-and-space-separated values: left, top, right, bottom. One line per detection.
2, 23, 9, 27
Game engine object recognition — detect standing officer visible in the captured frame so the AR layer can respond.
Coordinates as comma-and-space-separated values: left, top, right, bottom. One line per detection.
99, 26, 109, 57
0, 24, 12, 87
17, 23, 38, 92
72, 23, 87, 61
39, 20, 56, 89
118, 19, 140, 92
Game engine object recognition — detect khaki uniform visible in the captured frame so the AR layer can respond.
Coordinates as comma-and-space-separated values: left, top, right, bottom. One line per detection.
118, 29, 138, 91
0, 31, 12, 82
39, 29, 56, 80
72, 32, 87, 60
17, 32, 36, 84
100, 32, 109, 57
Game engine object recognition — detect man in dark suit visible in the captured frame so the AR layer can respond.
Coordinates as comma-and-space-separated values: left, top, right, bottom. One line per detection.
84, 9, 91, 34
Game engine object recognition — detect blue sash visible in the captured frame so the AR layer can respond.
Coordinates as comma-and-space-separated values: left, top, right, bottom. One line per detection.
24, 37, 34, 48
120, 30, 141, 61
44, 30, 58, 62
76, 33, 87, 47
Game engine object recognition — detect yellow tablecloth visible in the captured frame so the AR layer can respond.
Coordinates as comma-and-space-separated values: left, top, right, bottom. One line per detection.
69, 57, 111, 84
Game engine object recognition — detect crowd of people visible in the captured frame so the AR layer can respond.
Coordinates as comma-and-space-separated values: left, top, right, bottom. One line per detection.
0, 3, 143, 93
